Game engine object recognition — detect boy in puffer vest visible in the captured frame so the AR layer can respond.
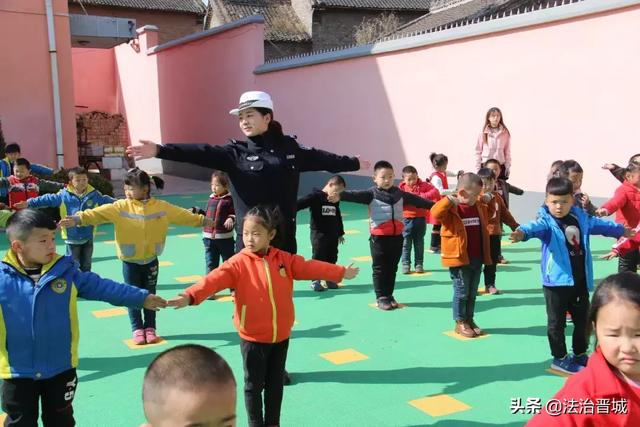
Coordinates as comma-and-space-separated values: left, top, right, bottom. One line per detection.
340, 160, 434, 310
16, 167, 115, 272
0, 158, 64, 210
0, 209, 166, 426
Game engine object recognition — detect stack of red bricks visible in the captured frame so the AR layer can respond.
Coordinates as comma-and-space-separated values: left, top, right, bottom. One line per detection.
79, 111, 129, 148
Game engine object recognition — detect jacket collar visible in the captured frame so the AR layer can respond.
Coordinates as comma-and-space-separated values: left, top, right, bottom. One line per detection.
240, 247, 280, 260
66, 184, 95, 197
584, 347, 633, 397
3, 250, 64, 277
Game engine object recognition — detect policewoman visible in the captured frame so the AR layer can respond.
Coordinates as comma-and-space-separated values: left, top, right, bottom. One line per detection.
128, 91, 368, 252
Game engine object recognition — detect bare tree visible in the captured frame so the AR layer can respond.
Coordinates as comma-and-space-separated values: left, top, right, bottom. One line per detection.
354, 12, 401, 45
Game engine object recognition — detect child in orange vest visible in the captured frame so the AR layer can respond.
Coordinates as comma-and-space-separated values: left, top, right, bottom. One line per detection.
168, 206, 359, 427
0, 158, 64, 210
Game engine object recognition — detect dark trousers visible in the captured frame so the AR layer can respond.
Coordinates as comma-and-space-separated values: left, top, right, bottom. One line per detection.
311, 230, 339, 264
543, 283, 589, 358
618, 249, 639, 274
483, 235, 501, 287
370, 235, 403, 299
430, 224, 441, 249
122, 259, 158, 331
65, 241, 93, 273
402, 217, 426, 267
1, 368, 77, 427
203, 237, 235, 273
240, 339, 290, 427
450, 258, 483, 321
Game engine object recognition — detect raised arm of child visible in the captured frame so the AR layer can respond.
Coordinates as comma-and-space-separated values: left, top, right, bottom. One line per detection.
289, 255, 358, 282
168, 262, 239, 308
37, 179, 65, 193
340, 189, 374, 204
162, 200, 208, 228
24, 192, 63, 209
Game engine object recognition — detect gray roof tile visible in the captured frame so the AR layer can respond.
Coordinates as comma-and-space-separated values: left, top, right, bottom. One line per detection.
69, 0, 206, 14
313, 0, 430, 10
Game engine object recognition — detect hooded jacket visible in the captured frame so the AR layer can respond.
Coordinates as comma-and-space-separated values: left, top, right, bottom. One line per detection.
185, 248, 345, 343
0, 252, 148, 379
518, 206, 624, 290
27, 184, 114, 243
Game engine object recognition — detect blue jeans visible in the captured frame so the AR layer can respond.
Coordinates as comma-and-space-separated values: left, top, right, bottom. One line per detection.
203, 237, 235, 273
401, 217, 426, 267
450, 258, 483, 321
122, 259, 158, 331
66, 241, 94, 272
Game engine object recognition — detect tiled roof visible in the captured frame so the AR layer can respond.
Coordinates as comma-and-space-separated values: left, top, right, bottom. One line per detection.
391, 0, 581, 36
69, 0, 206, 14
209, 0, 311, 42
313, 0, 430, 10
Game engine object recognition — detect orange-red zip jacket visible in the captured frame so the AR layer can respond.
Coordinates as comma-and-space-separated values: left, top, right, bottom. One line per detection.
484, 192, 519, 235
185, 247, 345, 343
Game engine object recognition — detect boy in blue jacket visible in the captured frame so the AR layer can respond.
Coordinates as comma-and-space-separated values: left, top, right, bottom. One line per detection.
510, 177, 634, 375
15, 167, 114, 272
0, 209, 166, 426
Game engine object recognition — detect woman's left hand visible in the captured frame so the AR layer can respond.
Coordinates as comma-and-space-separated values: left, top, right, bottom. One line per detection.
355, 156, 371, 171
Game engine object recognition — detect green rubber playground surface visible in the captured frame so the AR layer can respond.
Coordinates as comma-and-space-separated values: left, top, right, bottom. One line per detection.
0, 194, 623, 426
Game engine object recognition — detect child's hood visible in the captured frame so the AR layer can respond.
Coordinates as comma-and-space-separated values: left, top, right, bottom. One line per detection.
67, 183, 96, 197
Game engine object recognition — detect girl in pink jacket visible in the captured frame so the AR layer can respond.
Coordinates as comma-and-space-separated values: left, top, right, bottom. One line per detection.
475, 107, 511, 179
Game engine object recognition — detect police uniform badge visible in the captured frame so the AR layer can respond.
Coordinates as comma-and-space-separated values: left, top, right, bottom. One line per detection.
51, 279, 68, 294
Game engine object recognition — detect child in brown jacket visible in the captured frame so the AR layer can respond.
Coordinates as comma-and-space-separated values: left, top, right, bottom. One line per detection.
431, 173, 493, 338
478, 168, 519, 294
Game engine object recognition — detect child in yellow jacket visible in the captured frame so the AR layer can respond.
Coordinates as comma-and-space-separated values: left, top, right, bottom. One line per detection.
60, 168, 211, 345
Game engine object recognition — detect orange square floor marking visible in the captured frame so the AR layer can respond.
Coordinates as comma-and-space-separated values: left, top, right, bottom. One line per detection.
159, 260, 174, 267
123, 338, 168, 349
103, 240, 116, 245
546, 368, 571, 378
409, 394, 471, 417
344, 229, 360, 235
320, 349, 369, 365
443, 331, 491, 341
92, 307, 128, 318
176, 275, 202, 283
215, 295, 234, 302
177, 233, 199, 238
352, 256, 372, 262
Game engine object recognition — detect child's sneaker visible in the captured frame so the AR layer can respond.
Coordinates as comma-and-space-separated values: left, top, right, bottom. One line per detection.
402, 264, 411, 274
566, 311, 572, 323
454, 320, 476, 338
388, 296, 399, 309
486, 285, 500, 295
551, 355, 584, 374
132, 329, 146, 345
144, 328, 159, 344
310, 280, 325, 292
428, 247, 440, 254
573, 353, 589, 367
325, 281, 339, 289
498, 256, 509, 264
415, 265, 424, 274
376, 297, 393, 311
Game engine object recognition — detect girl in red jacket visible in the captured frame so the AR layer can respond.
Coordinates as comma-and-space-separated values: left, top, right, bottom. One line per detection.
528, 272, 640, 426
597, 163, 640, 273
168, 206, 359, 427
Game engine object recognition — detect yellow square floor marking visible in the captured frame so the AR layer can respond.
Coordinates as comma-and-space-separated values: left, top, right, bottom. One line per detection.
215, 295, 234, 302
409, 394, 471, 417
168, 226, 176, 230
0, 414, 5, 422
320, 349, 369, 365
369, 302, 408, 310
546, 368, 571, 378
123, 338, 168, 349
95, 231, 107, 236
344, 229, 360, 235
104, 240, 116, 245
159, 260, 174, 267
409, 271, 433, 276
177, 233, 199, 238
176, 275, 202, 283
92, 307, 128, 318
352, 256, 372, 262
443, 331, 491, 341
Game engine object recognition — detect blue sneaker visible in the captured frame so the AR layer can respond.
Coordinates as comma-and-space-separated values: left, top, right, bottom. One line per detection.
551, 355, 584, 374
573, 353, 589, 367
376, 297, 393, 311
310, 280, 325, 292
